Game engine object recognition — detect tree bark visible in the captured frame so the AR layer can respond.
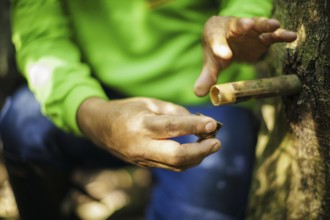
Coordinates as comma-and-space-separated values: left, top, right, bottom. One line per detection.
0, 0, 23, 109
247, 0, 330, 219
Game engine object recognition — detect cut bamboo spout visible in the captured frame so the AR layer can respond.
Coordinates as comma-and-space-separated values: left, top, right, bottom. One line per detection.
210, 74, 302, 106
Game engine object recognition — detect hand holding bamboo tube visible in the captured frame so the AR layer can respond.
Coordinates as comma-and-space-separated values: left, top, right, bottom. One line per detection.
210, 75, 302, 106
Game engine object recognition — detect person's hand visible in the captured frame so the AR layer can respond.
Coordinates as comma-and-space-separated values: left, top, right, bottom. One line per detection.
194, 16, 297, 96
77, 97, 221, 171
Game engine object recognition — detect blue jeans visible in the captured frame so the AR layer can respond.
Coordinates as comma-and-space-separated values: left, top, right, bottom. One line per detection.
0, 85, 259, 220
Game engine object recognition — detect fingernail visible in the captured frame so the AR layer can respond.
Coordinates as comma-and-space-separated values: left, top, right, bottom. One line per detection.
211, 142, 221, 152
205, 122, 215, 132
240, 18, 253, 29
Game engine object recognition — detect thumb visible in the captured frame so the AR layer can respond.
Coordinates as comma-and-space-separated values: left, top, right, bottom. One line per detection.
194, 57, 219, 97
194, 43, 232, 97
212, 43, 233, 60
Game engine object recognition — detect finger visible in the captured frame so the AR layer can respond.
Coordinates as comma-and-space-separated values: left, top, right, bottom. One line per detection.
260, 29, 297, 45
228, 17, 254, 37
253, 18, 281, 33
140, 138, 221, 169
144, 114, 218, 138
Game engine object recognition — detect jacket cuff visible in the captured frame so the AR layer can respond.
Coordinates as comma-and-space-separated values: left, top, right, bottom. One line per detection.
63, 83, 108, 136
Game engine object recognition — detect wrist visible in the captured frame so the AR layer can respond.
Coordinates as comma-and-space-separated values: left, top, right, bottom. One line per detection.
77, 96, 108, 136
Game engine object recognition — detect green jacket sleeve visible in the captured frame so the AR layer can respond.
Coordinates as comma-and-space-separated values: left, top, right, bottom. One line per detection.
219, 0, 273, 17
11, 0, 108, 135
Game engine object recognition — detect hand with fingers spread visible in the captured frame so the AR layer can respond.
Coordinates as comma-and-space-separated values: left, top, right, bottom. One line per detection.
77, 97, 221, 171
194, 16, 297, 97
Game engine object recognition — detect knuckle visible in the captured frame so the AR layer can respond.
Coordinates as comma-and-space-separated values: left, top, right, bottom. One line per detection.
191, 122, 199, 134
168, 148, 186, 166
165, 121, 180, 136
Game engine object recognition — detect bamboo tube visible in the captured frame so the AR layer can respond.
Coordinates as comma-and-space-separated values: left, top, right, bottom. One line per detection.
210, 74, 302, 106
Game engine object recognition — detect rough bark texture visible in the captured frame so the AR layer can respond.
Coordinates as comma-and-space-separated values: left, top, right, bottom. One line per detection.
247, 0, 330, 219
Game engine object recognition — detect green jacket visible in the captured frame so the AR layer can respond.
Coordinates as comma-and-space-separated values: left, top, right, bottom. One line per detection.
11, 0, 272, 135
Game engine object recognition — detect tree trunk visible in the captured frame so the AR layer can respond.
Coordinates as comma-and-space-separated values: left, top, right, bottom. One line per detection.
247, 0, 330, 219
0, 0, 23, 109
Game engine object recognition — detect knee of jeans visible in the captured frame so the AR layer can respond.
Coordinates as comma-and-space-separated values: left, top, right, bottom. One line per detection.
0, 86, 56, 160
